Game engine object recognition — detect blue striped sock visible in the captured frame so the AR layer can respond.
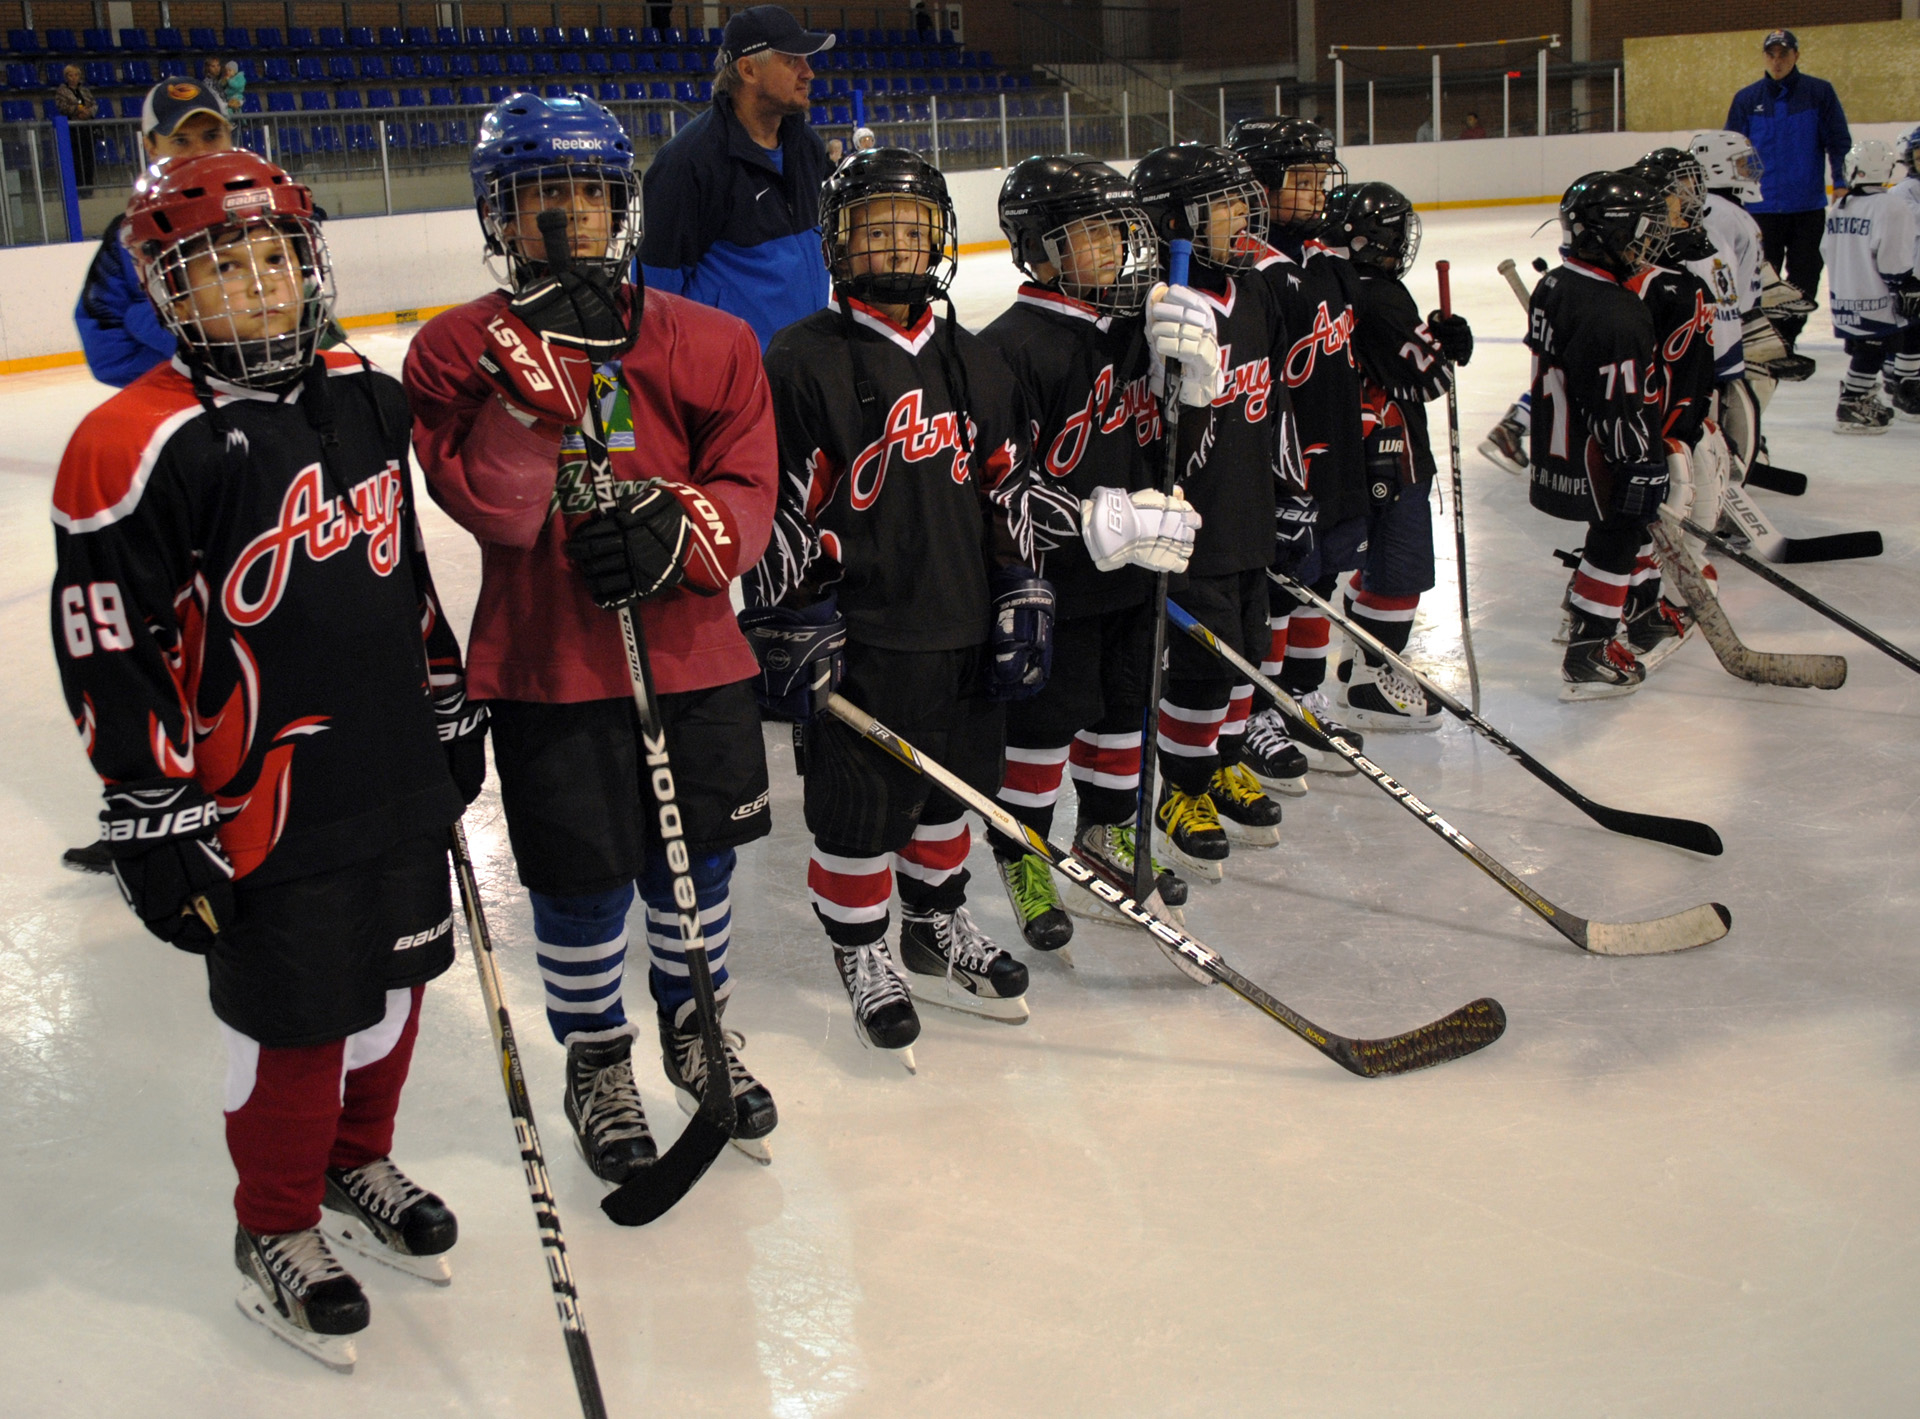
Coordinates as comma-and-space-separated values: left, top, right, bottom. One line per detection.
529, 884, 636, 1046
640, 848, 734, 1018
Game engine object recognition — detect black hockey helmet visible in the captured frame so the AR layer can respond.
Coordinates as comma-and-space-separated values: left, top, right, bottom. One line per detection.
1228, 117, 1347, 235
1129, 142, 1269, 272
820, 146, 958, 307
1631, 148, 1713, 263
1559, 170, 1669, 278
998, 154, 1159, 315
1322, 181, 1420, 273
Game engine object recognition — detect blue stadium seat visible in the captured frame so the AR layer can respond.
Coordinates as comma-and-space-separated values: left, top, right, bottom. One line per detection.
366, 88, 394, 108
429, 86, 453, 105
299, 90, 330, 110
649, 81, 671, 100
336, 90, 363, 109
359, 56, 386, 78
542, 27, 564, 46
398, 87, 425, 106
118, 27, 149, 51
288, 28, 316, 48
122, 58, 153, 85
597, 82, 619, 101
478, 55, 502, 78
379, 27, 402, 47
568, 27, 591, 45
0, 99, 31, 121
445, 115, 469, 145
392, 55, 419, 79
459, 85, 483, 104
4, 62, 32, 87
450, 55, 474, 77
618, 27, 639, 44
437, 27, 460, 46
347, 27, 372, 47
255, 27, 282, 49
809, 104, 826, 124
926, 76, 944, 93
119, 95, 144, 117
697, 80, 712, 101
297, 56, 324, 81
241, 92, 261, 113
275, 123, 309, 156
46, 29, 78, 53
158, 58, 188, 78
830, 104, 850, 125
609, 50, 634, 73
488, 28, 512, 46
530, 53, 554, 75
830, 77, 849, 96
516, 27, 540, 47
464, 27, 488, 47
346, 121, 375, 151
223, 28, 250, 50
657, 51, 680, 73
585, 53, 608, 75
328, 56, 354, 81
311, 123, 341, 154
488, 84, 509, 102
633, 52, 657, 73
641, 28, 661, 45
558, 53, 581, 75
406, 27, 431, 46
664, 28, 684, 45
6, 29, 38, 52
81, 27, 112, 52
188, 28, 217, 50
422, 55, 447, 78
317, 27, 345, 48
505, 54, 530, 77
83, 61, 112, 87
592, 27, 616, 46
623, 81, 646, 99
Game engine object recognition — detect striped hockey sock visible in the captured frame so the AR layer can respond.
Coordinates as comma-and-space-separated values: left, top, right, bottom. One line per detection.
640, 847, 734, 1018
529, 885, 635, 1046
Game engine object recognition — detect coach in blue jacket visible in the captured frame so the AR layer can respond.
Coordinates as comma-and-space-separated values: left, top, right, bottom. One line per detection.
640, 5, 833, 349
1725, 28, 1851, 352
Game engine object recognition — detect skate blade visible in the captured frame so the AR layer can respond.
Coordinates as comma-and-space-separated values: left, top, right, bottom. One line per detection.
1832, 423, 1890, 436
235, 1286, 358, 1372
904, 973, 1031, 1024
1342, 712, 1442, 732
1559, 678, 1641, 702
1218, 818, 1282, 846
673, 1089, 774, 1165
1300, 750, 1357, 776
320, 1213, 452, 1286
1248, 770, 1308, 797
1631, 633, 1693, 675
1152, 829, 1226, 882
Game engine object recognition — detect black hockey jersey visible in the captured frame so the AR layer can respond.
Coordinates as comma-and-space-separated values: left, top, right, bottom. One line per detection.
1638, 265, 1719, 447
1348, 265, 1452, 484
1524, 260, 1662, 523
750, 297, 1074, 651
1252, 236, 1368, 526
51, 353, 466, 885
979, 284, 1159, 620
1183, 268, 1305, 578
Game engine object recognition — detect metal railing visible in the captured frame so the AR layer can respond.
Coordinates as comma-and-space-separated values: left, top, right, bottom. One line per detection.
0, 119, 71, 245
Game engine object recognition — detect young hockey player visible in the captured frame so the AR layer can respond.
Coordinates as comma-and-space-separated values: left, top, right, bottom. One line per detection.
1525, 171, 1672, 699
52, 151, 484, 1369
1889, 127, 1920, 418
1821, 139, 1920, 433
1229, 117, 1368, 788
405, 93, 780, 1178
1693, 129, 1812, 388
744, 148, 1075, 1061
980, 154, 1202, 951
1320, 181, 1470, 729
1130, 143, 1294, 877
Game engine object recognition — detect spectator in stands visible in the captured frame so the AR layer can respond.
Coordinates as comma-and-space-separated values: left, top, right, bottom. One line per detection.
220, 60, 247, 112
1461, 112, 1487, 140
53, 64, 99, 197
914, 1, 937, 40
853, 125, 877, 151
650, 4, 673, 31
1415, 116, 1435, 143
826, 136, 844, 163
202, 57, 225, 90
73, 80, 233, 388
640, 5, 834, 349
1726, 27, 1851, 356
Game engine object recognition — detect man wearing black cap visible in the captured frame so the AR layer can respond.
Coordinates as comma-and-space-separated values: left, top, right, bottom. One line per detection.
1726, 29, 1852, 356
640, 4, 835, 349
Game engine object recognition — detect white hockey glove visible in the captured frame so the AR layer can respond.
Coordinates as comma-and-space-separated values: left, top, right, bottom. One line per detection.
1741, 309, 1789, 366
1661, 438, 1696, 524
1759, 261, 1817, 316
1080, 485, 1202, 574
1145, 282, 1222, 408
1688, 421, 1733, 561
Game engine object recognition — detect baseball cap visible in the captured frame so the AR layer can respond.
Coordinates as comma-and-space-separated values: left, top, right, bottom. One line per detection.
1762, 29, 1798, 51
718, 5, 835, 65
141, 79, 230, 138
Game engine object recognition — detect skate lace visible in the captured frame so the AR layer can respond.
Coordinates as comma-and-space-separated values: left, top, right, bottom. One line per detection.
1244, 707, 1292, 758
1159, 786, 1222, 835
337, 1157, 426, 1225
1003, 854, 1059, 920
1604, 639, 1640, 673
1378, 666, 1432, 714
260, 1228, 349, 1298
845, 942, 911, 1015
672, 1019, 755, 1098
1211, 762, 1269, 806
576, 1052, 651, 1145
938, 906, 1003, 978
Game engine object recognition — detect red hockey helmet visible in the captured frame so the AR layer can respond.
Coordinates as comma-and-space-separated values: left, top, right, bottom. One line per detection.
125, 150, 334, 388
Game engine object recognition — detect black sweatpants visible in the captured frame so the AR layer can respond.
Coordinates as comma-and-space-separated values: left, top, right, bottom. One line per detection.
1755, 209, 1826, 346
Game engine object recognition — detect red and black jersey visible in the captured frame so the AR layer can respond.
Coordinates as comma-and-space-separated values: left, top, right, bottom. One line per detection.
1252, 237, 1368, 526
1637, 264, 1719, 448
1348, 264, 1452, 484
979, 284, 1160, 620
749, 297, 1073, 652
51, 354, 465, 884
1183, 269, 1305, 578
1525, 260, 1662, 523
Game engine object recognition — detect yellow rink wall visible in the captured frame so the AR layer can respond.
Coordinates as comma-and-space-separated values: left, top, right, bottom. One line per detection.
1625, 20, 1920, 133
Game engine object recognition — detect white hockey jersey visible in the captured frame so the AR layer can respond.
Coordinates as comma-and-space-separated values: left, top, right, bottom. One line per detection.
1821, 187, 1917, 338
1696, 193, 1762, 381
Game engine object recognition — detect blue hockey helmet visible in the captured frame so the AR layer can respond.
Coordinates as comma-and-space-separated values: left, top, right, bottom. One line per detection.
470, 91, 639, 285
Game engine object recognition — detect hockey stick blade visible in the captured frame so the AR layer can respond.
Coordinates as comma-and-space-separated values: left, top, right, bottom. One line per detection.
1742, 463, 1808, 496
1167, 601, 1732, 955
825, 694, 1506, 1076
1720, 483, 1880, 564
1652, 519, 1847, 689
1269, 571, 1722, 856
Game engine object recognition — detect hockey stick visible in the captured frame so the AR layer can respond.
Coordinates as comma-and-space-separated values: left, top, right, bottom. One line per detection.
1649, 517, 1847, 689
1268, 571, 1722, 855
1719, 482, 1881, 563
1132, 238, 1191, 903
449, 824, 610, 1419
825, 692, 1506, 1075
1742, 462, 1808, 496
1679, 513, 1920, 677
1436, 260, 1480, 714
1167, 600, 1732, 954
1496, 257, 1531, 310
532, 212, 735, 1226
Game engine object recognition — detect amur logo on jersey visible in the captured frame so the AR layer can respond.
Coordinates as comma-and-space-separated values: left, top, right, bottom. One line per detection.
221, 462, 405, 627
1045, 364, 1159, 477
1213, 344, 1274, 422
1282, 301, 1356, 388
849, 389, 976, 508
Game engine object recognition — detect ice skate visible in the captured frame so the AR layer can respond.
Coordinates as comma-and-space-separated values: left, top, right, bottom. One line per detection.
898, 905, 1031, 1024
1477, 409, 1528, 475
1239, 706, 1309, 796
1207, 762, 1283, 845
660, 997, 777, 1165
833, 940, 921, 1071
1153, 784, 1228, 881
1066, 819, 1186, 927
233, 1224, 368, 1373
1620, 596, 1694, 673
1289, 689, 1361, 774
563, 1034, 657, 1185
995, 851, 1074, 954
1886, 377, 1920, 422
1561, 635, 1645, 700
321, 1157, 457, 1285
1835, 388, 1893, 435
1343, 659, 1443, 730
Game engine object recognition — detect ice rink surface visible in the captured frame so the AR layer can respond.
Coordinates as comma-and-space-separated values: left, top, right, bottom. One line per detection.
4, 206, 1919, 1416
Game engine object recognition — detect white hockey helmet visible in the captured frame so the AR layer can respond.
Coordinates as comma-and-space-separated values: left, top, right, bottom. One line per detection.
1689, 130, 1763, 203
1843, 138, 1897, 190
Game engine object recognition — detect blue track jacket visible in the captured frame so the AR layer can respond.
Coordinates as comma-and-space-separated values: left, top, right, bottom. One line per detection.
74, 213, 176, 387
640, 94, 831, 350
1725, 69, 1851, 215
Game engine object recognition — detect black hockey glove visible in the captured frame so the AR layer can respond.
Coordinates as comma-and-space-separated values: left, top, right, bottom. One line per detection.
1426, 311, 1474, 366
99, 777, 234, 954
1897, 278, 1920, 323
986, 568, 1055, 701
508, 265, 636, 363
433, 685, 488, 806
1273, 493, 1318, 574
566, 480, 738, 609
738, 596, 847, 722
1611, 460, 1670, 524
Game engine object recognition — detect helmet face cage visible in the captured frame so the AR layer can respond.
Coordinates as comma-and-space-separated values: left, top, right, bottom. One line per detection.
143, 214, 334, 388
1563, 180, 1670, 277
1690, 131, 1763, 202
1180, 177, 1270, 270
480, 160, 641, 288
1350, 204, 1421, 272
1263, 158, 1350, 234
1033, 205, 1160, 315
825, 189, 959, 307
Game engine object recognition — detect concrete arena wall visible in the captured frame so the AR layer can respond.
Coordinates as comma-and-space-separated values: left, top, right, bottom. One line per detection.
2, 122, 1912, 367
